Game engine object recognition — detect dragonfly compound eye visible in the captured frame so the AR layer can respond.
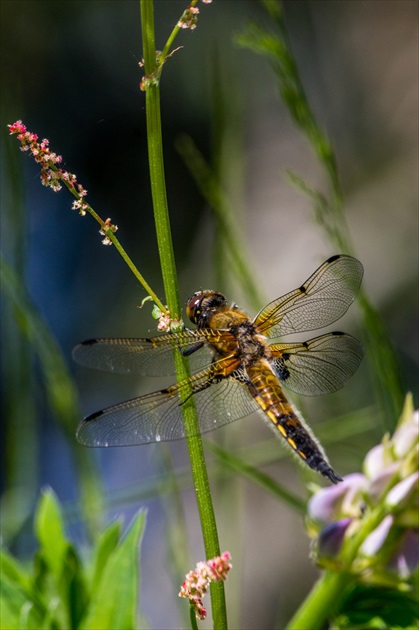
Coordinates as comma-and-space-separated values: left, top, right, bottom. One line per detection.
186, 290, 227, 326
186, 291, 205, 324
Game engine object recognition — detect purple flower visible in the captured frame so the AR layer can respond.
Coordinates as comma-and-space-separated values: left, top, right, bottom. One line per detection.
317, 518, 352, 557
386, 529, 419, 578
307, 396, 419, 584
308, 473, 366, 524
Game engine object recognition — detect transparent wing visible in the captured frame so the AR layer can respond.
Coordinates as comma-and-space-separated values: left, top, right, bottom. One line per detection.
254, 255, 363, 337
76, 361, 259, 447
72, 330, 220, 376
269, 332, 363, 396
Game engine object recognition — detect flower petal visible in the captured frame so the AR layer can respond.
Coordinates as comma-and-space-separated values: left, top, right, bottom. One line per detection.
386, 472, 419, 508
386, 529, 419, 578
361, 514, 393, 556
392, 410, 419, 458
364, 444, 393, 479
308, 474, 366, 524
317, 518, 352, 557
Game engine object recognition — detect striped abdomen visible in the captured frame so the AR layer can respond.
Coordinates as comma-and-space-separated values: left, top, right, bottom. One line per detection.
246, 362, 342, 484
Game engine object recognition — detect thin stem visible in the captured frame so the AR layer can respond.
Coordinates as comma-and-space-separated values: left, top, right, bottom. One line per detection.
106, 233, 165, 311
49, 163, 166, 313
140, 1, 228, 627
176, 135, 265, 310
189, 604, 199, 630
159, 0, 199, 67
286, 570, 353, 630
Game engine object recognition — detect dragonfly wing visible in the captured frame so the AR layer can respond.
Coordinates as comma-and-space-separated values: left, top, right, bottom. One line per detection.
269, 332, 364, 396
72, 330, 215, 376
254, 255, 363, 337
76, 362, 260, 447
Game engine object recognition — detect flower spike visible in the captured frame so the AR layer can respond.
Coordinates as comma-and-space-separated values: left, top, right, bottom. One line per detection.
179, 552, 232, 620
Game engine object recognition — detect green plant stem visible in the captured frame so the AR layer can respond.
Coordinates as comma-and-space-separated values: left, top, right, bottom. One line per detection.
176, 135, 264, 310
286, 570, 354, 630
140, 1, 227, 627
106, 231, 165, 311
159, 0, 199, 67
48, 162, 166, 313
189, 604, 199, 630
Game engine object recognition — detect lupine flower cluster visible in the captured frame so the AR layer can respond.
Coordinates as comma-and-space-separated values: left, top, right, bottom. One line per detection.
8, 121, 118, 245
307, 396, 418, 587
179, 551, 232, 620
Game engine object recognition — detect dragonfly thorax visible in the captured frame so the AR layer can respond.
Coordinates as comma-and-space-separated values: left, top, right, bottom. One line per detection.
230, 321, 267, 365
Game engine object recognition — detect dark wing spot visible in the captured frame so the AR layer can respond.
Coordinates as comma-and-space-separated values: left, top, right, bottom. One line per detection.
327, 254, 341, 263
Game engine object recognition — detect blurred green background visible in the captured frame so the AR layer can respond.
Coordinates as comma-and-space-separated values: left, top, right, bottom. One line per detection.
1, 1, 417, 628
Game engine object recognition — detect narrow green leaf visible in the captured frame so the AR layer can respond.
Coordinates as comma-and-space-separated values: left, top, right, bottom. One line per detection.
60, 546, 89, 630
1, 548, 30, 591
79, 511, 146, 630
35, 489, 69, 579
33, 491, 76, 629
89, 519, 122, 589
0, 576, 45, 630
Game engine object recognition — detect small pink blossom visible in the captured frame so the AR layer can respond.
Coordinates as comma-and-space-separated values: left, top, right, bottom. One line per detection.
8, 120, 88, 216
71, 199, 88, 216
8, 120, 26, 134
178, 7, 200, 30
99, 218, 118, 245
168, 318, 183, 332
179, 552, 232, 620
140, 73, 159, 92
157, 311, 171, 332
151, 306, 183, 333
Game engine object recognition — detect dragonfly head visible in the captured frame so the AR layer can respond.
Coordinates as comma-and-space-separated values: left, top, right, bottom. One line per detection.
186, 290, 228, 328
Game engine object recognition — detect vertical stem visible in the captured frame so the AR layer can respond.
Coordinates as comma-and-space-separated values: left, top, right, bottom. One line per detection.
286, 570, 353, 630
139, 1, 227, 627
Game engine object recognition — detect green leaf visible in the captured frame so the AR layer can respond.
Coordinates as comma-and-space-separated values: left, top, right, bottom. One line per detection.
89, 519, 122, 589
334, 585, 419, 629
60, 546, 89, 630
1, 547, 31, 591
79, 511, 146, 630
35, 489, 69, 579
33, 489, 80, 629
0, 574, 46, 630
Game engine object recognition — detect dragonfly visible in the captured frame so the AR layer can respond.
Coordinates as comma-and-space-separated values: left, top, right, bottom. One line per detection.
73, 254, 364, 484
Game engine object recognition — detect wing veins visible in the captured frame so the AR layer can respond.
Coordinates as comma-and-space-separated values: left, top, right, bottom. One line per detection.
254, 255, 363, 337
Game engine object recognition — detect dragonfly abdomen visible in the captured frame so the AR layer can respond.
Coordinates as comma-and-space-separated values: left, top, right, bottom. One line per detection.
247, 363, 342, 484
